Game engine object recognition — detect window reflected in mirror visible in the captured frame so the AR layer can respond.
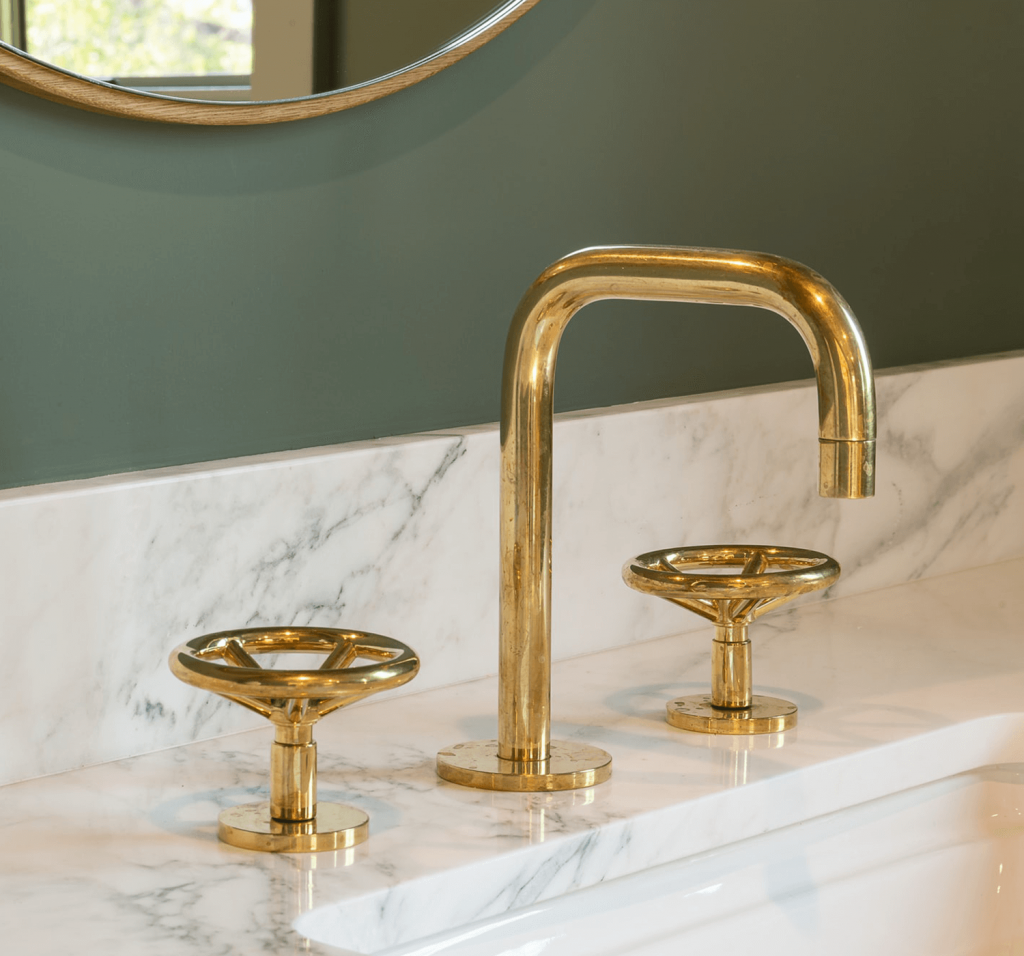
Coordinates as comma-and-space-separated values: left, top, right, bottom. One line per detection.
0, 0, 501, 103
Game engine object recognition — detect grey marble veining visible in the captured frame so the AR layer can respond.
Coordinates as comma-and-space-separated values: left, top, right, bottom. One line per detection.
0, 351, 1021, 784
1, 558, 1023, 955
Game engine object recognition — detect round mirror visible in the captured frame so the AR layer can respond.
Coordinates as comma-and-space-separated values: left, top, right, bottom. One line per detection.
0, 0, 540, 124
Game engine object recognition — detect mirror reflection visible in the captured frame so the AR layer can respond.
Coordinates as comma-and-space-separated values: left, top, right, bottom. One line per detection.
0, 0, 503, 102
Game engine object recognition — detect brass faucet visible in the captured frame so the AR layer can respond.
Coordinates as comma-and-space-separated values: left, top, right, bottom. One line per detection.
436, 247, 876, 792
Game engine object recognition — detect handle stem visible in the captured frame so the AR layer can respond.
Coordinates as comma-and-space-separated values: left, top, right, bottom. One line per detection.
712, 622, 752, 709
270, 723, 316, 821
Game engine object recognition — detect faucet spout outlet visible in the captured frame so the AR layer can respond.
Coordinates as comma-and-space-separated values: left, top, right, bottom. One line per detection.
820, 438, 875, 498
436, 246, 876, 791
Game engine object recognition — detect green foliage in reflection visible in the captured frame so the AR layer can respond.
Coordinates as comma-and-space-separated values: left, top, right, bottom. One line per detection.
25, 0, 251, 78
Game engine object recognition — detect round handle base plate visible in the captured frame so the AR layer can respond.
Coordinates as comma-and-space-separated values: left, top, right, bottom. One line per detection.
436, 740, 612, 791
666, 695, 797, 735
218, 802, 369, 853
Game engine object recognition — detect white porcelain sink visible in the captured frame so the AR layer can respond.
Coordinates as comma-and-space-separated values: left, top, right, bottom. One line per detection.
321, 762, 1023, 956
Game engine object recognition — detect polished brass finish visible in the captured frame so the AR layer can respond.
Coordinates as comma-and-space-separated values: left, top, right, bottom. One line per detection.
666, 695, 797, 734
436, 740, 612, 792
623, 544, 840, 734
170, 627, 418, 852
218, 802, 369, 854
438, 246, 875, 788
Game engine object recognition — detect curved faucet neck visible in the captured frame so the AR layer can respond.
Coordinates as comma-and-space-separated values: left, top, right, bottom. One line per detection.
497, 246, 876, 763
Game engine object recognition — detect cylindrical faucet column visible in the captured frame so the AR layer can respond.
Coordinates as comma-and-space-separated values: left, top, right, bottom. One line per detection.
270, 722, 316, 821
711, 622, 752, 709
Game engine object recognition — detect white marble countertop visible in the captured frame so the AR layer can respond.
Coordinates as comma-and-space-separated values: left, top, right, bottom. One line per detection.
2, 557, 1024, 955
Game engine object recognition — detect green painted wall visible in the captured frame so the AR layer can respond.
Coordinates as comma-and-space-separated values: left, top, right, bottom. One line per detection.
1, 0, 1021, 490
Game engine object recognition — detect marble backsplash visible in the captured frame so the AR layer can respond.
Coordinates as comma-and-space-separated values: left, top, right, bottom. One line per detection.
1, 350, 1022, 785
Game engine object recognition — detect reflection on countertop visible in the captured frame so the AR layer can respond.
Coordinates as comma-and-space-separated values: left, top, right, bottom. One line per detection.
2, 556, 1024, 955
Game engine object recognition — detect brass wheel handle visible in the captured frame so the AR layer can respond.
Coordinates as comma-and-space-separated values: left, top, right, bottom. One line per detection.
623, 545, 839, 734
624, 545, 839, 609
169, 626, 419, 853
170, 627, 419, 708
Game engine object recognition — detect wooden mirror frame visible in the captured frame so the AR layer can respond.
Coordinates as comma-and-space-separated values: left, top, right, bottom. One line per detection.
0, 0, 541, 125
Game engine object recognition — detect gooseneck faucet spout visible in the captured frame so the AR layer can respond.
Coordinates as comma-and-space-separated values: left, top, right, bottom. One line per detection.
436, 246, 876, 792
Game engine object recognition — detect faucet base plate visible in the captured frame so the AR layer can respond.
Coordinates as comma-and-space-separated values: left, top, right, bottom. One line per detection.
666, 694, 797, 735
436, 740, 612, 791
217, 801, 369, 853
